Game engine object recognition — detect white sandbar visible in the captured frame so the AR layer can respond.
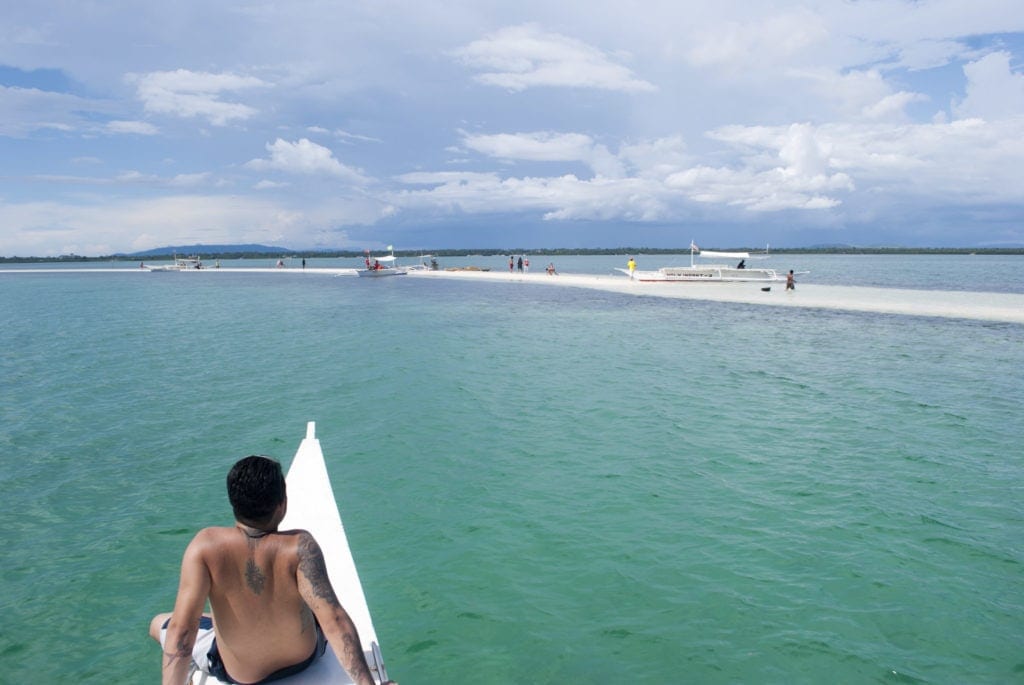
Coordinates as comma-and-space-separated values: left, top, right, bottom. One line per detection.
3, 266, 1021, 323
406, 269, 1024, 324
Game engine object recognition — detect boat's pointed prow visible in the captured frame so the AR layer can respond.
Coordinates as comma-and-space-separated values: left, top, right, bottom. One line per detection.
276, 422, 387, 684
283, 419, 381, 640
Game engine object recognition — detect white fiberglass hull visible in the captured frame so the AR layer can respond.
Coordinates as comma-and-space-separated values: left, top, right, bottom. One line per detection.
617, 267, 785, 283
357, 268, 405, 277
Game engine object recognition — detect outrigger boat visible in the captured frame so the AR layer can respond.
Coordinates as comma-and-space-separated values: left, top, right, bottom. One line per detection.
618, 244, 801, 283
404, 254, 439, 271
191, 422, 389, 684
146, 255, 204, 272
357, 247, 405, 278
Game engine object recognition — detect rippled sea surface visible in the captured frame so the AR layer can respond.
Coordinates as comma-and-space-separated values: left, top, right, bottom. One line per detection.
1, 257, 1022, 683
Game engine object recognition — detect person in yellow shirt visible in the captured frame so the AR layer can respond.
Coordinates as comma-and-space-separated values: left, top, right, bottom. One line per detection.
627, 257, 636, 278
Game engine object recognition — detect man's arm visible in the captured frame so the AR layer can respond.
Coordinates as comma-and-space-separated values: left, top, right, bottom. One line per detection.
295, 531, 385, 685
162, 535, 212, 685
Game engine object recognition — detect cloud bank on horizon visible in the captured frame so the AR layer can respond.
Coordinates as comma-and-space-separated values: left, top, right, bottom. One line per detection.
1, 1, 1022, 255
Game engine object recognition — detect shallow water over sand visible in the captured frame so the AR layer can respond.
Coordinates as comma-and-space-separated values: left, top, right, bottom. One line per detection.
1, 257, 1022, 683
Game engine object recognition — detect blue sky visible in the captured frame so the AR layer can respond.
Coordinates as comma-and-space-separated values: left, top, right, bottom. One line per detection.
2, 1, 1023, 256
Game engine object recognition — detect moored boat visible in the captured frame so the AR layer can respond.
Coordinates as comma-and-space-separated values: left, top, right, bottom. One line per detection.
146, 255, 204, 272
357, 247, 406, 277
191, 422, 388, 684
617, 244, 802, 283
404, 254, 439, 271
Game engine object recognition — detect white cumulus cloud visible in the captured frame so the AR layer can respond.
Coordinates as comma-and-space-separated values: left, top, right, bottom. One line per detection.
131, 69, 267, 125
953, 51, 1024, 120
245, 138, 370, 183
391, 171, 668, 222
454, 23, 656, 93
462, 131, 625, 178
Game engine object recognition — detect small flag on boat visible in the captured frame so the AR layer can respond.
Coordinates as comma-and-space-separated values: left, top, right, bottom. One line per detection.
386, 245, 393, 251
690, 241, 699, 251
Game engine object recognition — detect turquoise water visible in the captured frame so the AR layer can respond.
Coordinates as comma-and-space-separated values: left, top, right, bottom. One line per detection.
1, 258, 1022, 683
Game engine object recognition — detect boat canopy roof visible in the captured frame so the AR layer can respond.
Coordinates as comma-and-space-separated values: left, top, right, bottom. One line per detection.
699, 250, 749, 259
372, 255, 397, 262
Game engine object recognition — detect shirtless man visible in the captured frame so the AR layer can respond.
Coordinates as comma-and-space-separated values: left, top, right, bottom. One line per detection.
150, 455, 393, 685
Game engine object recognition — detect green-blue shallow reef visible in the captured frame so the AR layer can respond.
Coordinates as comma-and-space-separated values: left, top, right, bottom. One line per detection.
1, 255, 1022, 683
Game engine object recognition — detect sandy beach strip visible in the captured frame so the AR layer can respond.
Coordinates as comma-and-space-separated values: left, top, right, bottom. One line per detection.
4, 266, 1022, 323
407, 269, 1024, 324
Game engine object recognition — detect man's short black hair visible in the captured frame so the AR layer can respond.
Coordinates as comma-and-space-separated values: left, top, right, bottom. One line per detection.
227, 455, 286, 525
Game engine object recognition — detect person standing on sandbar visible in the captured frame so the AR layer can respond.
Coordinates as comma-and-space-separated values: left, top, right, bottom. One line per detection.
150, 456, 395, 685
786, 270, 795, 291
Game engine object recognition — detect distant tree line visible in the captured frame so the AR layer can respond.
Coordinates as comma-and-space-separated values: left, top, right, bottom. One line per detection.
3, 246, 1023, 263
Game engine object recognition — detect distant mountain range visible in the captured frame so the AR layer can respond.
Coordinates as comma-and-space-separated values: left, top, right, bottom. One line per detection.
123, 244, 294, 257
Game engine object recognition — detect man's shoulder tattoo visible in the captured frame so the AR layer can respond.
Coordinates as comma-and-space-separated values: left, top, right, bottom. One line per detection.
297, 533, 338, 604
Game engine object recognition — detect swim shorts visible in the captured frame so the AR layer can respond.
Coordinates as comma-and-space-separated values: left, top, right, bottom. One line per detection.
160, 616, 326, 684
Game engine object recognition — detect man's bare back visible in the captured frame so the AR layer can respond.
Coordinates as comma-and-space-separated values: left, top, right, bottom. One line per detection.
151, 454, 389, 685
195, 525, 320, 682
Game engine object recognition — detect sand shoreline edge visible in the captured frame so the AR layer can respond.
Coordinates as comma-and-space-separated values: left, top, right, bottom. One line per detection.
3, 266, 1022, 324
